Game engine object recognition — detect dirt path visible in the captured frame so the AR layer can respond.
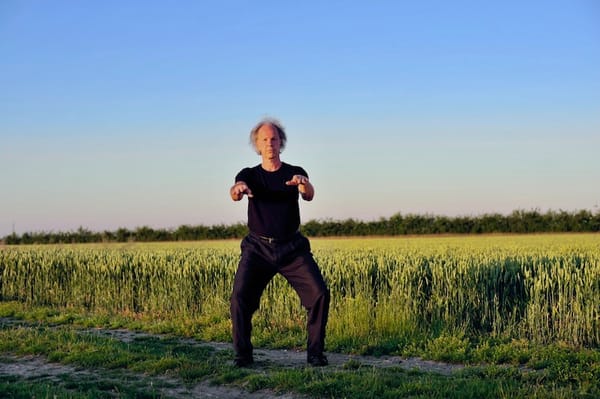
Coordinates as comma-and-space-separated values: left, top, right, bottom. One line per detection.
87, 327, 463, 375
0, 321, 465, 398
0, 354, 301, 399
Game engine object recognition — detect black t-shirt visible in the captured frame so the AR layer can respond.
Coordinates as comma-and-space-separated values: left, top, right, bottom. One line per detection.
235, 163, 308, 239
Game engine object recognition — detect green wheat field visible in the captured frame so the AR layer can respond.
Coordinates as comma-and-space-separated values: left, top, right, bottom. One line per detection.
1, 233, 598, 350
0, 234, 600, 398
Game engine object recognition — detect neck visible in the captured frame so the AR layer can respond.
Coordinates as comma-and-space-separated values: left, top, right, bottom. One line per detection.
261, 157, 282, 172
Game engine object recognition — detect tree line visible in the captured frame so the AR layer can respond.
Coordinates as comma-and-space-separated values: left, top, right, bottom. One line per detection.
3, 209, 599, 245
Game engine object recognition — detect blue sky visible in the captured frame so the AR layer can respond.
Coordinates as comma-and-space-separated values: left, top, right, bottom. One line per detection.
1, 0, 599, 236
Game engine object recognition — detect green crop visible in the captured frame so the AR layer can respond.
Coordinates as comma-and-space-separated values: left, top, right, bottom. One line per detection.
1, 234, 598, 350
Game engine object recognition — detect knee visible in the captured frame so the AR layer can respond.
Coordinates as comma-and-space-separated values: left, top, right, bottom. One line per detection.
230, 289, 259, 314
321, 288, 331, 305
306, 286, 330, 309
230, 289, 245, 308
317, 280, 330, 300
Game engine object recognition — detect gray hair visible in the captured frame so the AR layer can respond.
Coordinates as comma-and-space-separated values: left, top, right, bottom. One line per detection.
249, 117, 287, 154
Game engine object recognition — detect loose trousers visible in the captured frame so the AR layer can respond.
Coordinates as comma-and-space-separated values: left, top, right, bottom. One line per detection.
230, 232, 330, 360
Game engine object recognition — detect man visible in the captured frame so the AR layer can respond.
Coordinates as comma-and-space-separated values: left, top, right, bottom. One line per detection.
229, 118, 330, 367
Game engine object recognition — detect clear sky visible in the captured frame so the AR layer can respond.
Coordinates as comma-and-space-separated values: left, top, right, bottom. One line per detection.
1, 0, 599, 236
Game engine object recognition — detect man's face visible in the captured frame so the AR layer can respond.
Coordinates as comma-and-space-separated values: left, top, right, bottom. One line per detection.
256, 124, 281, 159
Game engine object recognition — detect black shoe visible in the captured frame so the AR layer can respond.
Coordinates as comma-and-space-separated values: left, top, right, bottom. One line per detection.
307, 354, 328, 367
233, 357, 254, 368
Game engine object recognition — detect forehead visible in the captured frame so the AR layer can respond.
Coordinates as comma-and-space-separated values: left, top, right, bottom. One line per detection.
256, 123, 279, 138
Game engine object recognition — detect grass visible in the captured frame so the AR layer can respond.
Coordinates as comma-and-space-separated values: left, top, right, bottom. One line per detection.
1, 234, 599, 397
0, 370, 172, 399
2, 234, 598, 350
0, 341, 178, 399
0, 234, 600, 352
1, 302, 599, 398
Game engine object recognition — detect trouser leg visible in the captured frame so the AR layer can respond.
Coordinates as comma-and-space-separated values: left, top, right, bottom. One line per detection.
306, 287, 330, 356
279, 252, 330, 357
230, 241, 275, 360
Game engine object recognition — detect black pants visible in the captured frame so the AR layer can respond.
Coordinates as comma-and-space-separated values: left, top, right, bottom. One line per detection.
230, 232, 330, 360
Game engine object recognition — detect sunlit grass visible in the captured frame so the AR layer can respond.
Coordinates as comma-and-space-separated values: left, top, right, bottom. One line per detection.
1, 315, 598, 398
1, 234, 599, 352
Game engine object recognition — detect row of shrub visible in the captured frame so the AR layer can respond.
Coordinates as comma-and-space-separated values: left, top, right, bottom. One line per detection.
3, 209, 599, 245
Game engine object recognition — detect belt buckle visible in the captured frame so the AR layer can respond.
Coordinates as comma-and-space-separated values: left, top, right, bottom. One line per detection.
256, 234, 275, 243
263, 235, 275, 244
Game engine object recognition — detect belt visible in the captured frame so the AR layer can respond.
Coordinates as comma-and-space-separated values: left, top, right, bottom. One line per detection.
250, 230, 299, 244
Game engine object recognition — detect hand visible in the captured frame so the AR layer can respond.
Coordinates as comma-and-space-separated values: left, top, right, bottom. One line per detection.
285, 175, 309, 187
230, 181, 253, 201
286, 175, 314, 201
